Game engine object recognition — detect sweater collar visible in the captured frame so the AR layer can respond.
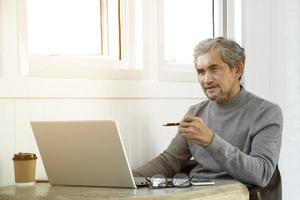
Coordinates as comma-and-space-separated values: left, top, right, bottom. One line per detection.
211, 86, 249, 113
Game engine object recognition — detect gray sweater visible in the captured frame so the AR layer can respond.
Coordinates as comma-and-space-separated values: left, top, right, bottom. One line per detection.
133, 87, 283, 187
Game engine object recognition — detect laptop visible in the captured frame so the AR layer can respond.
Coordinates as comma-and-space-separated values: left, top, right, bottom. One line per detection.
31, 120, 148, 188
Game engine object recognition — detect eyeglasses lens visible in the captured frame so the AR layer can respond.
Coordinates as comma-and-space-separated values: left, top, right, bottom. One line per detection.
172, 173, 190, 187
149, 174, 168, 189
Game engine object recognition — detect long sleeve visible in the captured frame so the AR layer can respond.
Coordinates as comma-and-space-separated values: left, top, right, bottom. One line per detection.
133, 133, 192, 177
205, 104, 283, 187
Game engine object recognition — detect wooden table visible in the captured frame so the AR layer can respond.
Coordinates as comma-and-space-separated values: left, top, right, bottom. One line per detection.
0, 179, 249, 200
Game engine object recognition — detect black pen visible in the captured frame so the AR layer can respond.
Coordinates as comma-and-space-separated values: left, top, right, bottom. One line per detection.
162, 122, 180, 126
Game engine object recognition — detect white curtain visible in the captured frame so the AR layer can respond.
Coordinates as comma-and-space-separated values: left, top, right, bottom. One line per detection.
243, 0, 300, 199
273, 0, 300, 199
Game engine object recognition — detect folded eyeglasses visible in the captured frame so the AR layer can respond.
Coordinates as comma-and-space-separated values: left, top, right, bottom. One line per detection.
146, 173, 191, 189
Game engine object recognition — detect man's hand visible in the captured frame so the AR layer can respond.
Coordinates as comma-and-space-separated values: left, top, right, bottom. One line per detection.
179, 115, 215, 147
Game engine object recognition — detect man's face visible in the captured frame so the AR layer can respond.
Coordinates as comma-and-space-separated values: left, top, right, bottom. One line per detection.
196, 50, 242, 104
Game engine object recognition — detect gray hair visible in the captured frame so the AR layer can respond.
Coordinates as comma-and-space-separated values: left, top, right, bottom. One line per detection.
193, 37, 245, 70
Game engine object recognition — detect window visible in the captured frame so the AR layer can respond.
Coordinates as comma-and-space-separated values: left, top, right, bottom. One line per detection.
17, 0, 237, 81
26, 0, 120, 59
158, 0, 227, 82
17, 0, 145, 79
163, 0, 213, 64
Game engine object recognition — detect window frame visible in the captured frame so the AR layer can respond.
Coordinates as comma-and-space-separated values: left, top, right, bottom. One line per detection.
16, 0, 240, 81
158, 0, 239, 82
17, 0, 147, 80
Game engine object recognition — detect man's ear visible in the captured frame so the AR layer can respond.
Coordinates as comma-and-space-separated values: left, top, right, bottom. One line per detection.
234, 63, 244, 80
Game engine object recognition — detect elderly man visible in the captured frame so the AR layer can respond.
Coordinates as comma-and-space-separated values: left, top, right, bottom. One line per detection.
133, 37, 282, 188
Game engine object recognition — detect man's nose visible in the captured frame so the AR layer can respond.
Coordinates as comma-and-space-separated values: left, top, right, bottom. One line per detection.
203, 72, 214, 83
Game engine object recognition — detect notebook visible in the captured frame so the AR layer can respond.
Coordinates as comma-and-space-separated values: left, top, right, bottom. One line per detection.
31, 120, 148, 188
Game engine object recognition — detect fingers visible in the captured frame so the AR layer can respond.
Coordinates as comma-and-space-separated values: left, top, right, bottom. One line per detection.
178, 115, 214, 147
178, 127, 198, 136
179, 115, 202, 137
180, 115, 203, 128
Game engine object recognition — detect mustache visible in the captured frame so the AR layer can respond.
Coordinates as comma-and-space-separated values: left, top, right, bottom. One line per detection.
203, 84, 218, 89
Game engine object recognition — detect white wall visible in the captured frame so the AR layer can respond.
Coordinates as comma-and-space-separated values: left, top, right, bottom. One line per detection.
0, 0, 203, 185
243, 0, 300, 199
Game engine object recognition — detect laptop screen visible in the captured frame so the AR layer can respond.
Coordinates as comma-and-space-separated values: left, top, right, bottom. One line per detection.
31, 120, 137, 188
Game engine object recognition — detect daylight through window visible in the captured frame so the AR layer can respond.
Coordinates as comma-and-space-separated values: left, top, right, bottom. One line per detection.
26, 0, 121, 60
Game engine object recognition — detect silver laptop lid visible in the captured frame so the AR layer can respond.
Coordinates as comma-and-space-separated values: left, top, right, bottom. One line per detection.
31, 120, 136, 188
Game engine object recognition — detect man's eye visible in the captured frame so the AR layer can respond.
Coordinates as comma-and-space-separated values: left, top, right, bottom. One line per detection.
197, 70, 205, 75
